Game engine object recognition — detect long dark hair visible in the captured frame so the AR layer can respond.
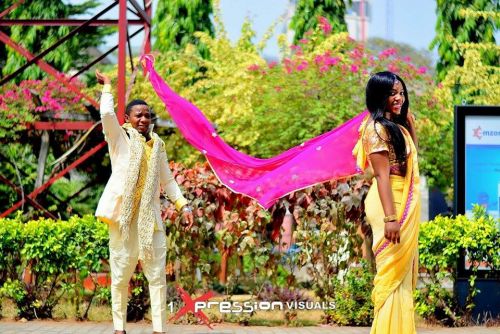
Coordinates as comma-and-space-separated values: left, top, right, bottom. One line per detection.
365, 71, 410, 164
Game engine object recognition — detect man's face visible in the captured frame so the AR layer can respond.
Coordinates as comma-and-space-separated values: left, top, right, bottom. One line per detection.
125, 104, 151, 135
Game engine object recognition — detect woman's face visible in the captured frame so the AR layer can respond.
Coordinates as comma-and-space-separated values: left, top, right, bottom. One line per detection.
385, 80, 405, 117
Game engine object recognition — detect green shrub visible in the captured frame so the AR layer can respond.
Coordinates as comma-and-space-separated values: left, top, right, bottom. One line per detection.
0, 215, 108, 320
0, 212, 24, 284
416, 205, 500, 326
325, 260, 374, 326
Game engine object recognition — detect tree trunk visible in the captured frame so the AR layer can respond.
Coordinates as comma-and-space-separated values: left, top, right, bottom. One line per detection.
35, 131, 50, 188
219, 247, 230, 285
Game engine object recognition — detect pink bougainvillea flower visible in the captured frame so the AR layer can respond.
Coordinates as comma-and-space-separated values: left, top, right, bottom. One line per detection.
22, 88, 32, 99
350, 48, 364, 60
403, 56, 412, 62
318, 16, 332, 34
247, 64, 260, 71
324, 56, 340, 66
388, 63, 399, 73
290, 44, 303, 55
268, 61, 278, 69
283, 58, 294, 74
350, 65, 359, 73
417, 66, 428, 74
5, 90, 17, 99
325, 57, 340, 66
299, 38, 308, 44
296, 60, 309, 71
319, 65, 329, 73
379, 48, 397, 59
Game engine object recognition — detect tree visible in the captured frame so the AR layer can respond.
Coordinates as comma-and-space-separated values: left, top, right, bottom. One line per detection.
0, 0, 111, 81
367, 37, 434, 74
430, 0, 498, 81
153, 0, 214, 56
434, 8, 499, 106
290, 0, 351, 43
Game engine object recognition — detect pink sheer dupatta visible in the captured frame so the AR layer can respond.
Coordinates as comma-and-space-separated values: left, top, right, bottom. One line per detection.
141, 55, 367, 209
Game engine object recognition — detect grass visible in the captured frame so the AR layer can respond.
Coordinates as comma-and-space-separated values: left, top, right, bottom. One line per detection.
1, 299, 113, 322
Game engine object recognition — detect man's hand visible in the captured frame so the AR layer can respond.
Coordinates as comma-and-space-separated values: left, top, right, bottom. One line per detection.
95, 69, 111, 85
181, 207, 194, 231
384, 220, 401, 244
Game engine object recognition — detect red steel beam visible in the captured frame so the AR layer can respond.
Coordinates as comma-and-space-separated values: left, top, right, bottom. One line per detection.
0, 0, 25, 19
143, 0, 152, 53
129, 0, 151, 25
31, 121, 96, 131
0, 0, 152, 217
0, 1, 118, 88
117, 0, 128, 124
0, 19, 143, 26
0, 174, 58, 220
0, 30, 98, 108
0, 141, 107, 218
70, 27, 144, 80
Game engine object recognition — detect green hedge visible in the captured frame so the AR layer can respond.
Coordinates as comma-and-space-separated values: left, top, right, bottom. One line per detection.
416, 205, 500, 326
1, 204, 498, 326
0, 214, 108, 320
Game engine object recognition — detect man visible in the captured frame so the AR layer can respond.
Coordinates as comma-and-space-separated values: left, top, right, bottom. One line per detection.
95, 69, 193, 334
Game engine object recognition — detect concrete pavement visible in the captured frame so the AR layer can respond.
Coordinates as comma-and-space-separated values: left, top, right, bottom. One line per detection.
0, 320, 498, 334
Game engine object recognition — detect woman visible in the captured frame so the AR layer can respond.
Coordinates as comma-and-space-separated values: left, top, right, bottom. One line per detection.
94, 70, 193, 334
355, 71, 420, 333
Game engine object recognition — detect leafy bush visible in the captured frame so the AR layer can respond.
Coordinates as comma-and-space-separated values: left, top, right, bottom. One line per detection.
0, 215, 108, 320
0, 212, 24, 284
124, 19, 449, 192
257, 283, 312, 326
415, 205, 500, 326
325, 260, 374, 326
291, 175, 371, 303
0, 78, 88, 141
160, 162, 373, 325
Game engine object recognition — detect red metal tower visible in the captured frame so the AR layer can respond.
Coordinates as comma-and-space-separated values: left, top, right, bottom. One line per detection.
0, 0, 152, 218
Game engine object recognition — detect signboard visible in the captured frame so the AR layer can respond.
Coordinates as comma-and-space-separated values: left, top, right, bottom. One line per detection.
455, 106, 500, 218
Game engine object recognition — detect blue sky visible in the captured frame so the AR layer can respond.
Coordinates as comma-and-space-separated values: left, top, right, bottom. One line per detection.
220, 0, 437, 59
69, 0, 438, 60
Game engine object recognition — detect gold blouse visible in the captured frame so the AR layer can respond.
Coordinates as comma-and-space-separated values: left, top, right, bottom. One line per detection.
362, 120, 407, 175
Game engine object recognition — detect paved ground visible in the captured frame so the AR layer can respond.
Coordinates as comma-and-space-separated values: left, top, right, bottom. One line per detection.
0, 321, 499, 334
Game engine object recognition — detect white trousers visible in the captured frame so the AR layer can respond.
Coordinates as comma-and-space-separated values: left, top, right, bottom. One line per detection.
108, 219, 167, 332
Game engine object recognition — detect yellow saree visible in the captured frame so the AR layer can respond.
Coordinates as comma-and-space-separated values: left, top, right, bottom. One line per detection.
354, 118, 420, 334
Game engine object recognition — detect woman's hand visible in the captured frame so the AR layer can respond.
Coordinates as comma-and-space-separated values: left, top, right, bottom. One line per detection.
385, 221, 400, 244
406, 109, 416, 125
95, 69, 111, 85
405, 109, 418, 148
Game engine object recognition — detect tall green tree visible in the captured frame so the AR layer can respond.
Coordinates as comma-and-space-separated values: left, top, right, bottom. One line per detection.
290, 0, 351, 43
431, 0, 498, 81
0, 0, 110, 81
153, 0, 214, 56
